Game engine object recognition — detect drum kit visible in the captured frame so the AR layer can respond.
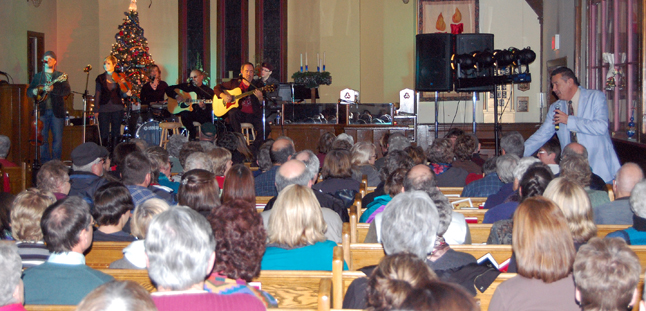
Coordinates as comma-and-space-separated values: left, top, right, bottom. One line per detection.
129, 101, 187, 146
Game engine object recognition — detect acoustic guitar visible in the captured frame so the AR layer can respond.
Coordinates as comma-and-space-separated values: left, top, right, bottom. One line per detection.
212, 84, 275, 117
35, 73, 68, 103
167, 91, 213, 114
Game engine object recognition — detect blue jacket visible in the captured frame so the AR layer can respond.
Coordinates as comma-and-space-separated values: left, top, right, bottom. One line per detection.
524, 87, 620, 183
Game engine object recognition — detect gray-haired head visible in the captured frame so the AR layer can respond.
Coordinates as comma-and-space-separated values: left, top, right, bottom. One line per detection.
167, 135, 188, 158
0, 243, 21, 306
381, 191, 439, 259
496, 154, 520, 183
0, 136, 10, 159
630, 180, 646, 219
335, 133, 355, 146
276, 159, 311, 192
199, 141, 216, 152
388, 133, 411, 153
562, 142, 589, 159
483, 157, 497, 175
183, 152, 213, 173
500, 131, 525, 157
513, 157, 542, 181
145, 206, 216, 291
294, 150, 320, 182
403, 164, 436, 192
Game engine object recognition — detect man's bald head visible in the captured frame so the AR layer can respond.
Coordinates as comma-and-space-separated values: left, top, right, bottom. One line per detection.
403, 164, 436, 192
563, 142, 588, 159
270, 137, 295, 165
615, 163, 644, 198
275, 159, 311, 192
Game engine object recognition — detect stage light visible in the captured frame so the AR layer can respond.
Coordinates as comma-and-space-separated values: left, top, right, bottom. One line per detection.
474, 50, 495, 69
493, 49, 514, 67
515, 47, 536, 66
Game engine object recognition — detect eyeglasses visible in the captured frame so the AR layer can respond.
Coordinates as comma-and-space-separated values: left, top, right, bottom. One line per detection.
262, 68, 271, 73
537, 150, 547, 154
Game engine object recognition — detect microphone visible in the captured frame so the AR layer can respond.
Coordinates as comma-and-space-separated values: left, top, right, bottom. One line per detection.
0, 71, 6, 75
42, 59, 48, 64
554, 102, 560, 131
83, 65, 93, 73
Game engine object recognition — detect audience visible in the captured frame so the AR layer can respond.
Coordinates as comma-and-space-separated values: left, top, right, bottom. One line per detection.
108, 142, 140, 181
427, 137, 468, 187
75, 280, 158, 311
573, 237, 641, 311
23, 197, 113, 305
205, 200, 277, 307
404, 145, 426, 165
360, 168, 406, 223
594, 162, 644, 224
145, 146, 179, 193
444, 128, 465, 147
452, 134, 482, 175
295, 150, 348, 221
232, 132, 254, 163
183, 152, 212, 173
362, 150, 414, 208
375, 133, 410, 171
91, 182, 135, 242
365, 253, 437, 311
255, 136, 295, 196
316, 132, 336, 168
10, 188, 56, 268
255, 139, 274, 177
562, 142, 608, 191
536, 138, 561, 175
560, 154, 610, 208
146, 206, 265, 311
350, 142, 380, 187
461, 157, 502, 197
178, 141, 204, 170
208, 147, 232, 190
177, 169, 221, 218
483, 161, 552, 224
0, 135, 16, 168
36, 160, 70, 200
483, 154, 520, 209
399, 282, 479, 311
69, 142, 109, 204
261, 159, 343, 241
220, 164, 256, 208
262, 184, 343, 271
489, 196, 578, 310
167, 135, 188, 174
544, 177, 597, 247
500, 131, 525, 157
122, 151, 169, 207
0, 243, 24, 311
109, 199, 170, 269
313, 149, 361, 204
607, 180, 646, 244
216, 132, 242, 164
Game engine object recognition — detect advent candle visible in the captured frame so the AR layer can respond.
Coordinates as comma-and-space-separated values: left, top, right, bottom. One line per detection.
323, 52, 326, 71
300, 54, 303, 72
317, 53, 320, 72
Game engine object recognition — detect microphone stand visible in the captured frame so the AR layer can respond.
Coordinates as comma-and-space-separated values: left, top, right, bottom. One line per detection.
82, 67, 92, 143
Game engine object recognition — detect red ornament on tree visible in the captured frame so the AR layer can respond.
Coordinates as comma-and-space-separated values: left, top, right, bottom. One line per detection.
119, 31, 124, 36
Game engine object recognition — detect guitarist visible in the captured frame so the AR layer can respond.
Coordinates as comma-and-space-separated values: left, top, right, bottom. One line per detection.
165, 69, 215, 141
27, 51, 71, 163
213, 62, 269, 143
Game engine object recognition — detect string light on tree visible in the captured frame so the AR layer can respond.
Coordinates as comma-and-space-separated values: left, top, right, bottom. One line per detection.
108, 0, 154, 100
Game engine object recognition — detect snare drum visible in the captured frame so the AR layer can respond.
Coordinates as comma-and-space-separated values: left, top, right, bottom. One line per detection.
136, 121, 162, 146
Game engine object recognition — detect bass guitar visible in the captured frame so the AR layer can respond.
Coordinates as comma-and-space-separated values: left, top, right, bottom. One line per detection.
167, 91, 213, 115
35, 73, 68, 103
213, 85, 275, 117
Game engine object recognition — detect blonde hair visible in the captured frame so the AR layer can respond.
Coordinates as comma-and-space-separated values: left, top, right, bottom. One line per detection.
104, 55, 117, 65
10, 188, 56, 241
350, 142, 376, 166
209, 147, 232, 176
267, 184, 327, 247
513, 196, 575, 283
131, 198, 170, 239
543, 177, 597, 244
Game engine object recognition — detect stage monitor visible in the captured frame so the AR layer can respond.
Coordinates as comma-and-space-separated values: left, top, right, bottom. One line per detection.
293, 84, 319, 101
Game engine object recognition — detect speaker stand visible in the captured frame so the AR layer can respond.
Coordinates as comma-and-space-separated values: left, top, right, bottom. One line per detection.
493, 87, 501, 156
472, 92, 477, 134
434, 91, 439, 138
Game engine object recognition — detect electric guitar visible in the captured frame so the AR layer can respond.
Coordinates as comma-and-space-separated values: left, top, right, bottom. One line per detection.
35, 73, 68, 103
167, 91, 213, 114
213, 85, 275, 117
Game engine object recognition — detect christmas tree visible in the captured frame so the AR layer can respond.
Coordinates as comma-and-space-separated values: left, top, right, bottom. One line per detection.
109, 0, 154, 100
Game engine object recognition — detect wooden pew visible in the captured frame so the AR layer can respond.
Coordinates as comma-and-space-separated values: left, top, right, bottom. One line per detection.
1, 162, 27, 195
253, 270, 333, 310
468, 224, 632, 244
256, 195, 273, 212
100, 269, 156, 292
25, 306, 76, 311
439, 187, 464, 197
84, 241, 130, 269
455, 208, 487, 223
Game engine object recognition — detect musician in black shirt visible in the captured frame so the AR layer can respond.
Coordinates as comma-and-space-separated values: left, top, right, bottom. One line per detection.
165, 69, 215, 140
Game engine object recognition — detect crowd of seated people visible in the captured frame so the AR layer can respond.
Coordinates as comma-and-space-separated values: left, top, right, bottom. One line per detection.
1, 127, 645, 311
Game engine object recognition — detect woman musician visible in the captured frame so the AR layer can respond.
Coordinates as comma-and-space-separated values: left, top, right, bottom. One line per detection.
94, 55, 132, 151
140, 64, 169, 121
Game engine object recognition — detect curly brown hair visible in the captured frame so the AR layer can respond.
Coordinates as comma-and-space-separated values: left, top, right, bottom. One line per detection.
427, 138, 454, 164
208, 199, 266, 282
404, 146, 426, 165
321, 149, 353, 179
453, 134, 477, 161
384, 168, 407, 197
317, 132, 336, 154
560, 154, 591, 187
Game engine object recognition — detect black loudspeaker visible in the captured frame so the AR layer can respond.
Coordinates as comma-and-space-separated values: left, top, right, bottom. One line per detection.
415, 33, 454, 92
455, 33, 495, 92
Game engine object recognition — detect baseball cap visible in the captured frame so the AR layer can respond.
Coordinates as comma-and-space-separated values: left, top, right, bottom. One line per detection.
71, 142, 108, 166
